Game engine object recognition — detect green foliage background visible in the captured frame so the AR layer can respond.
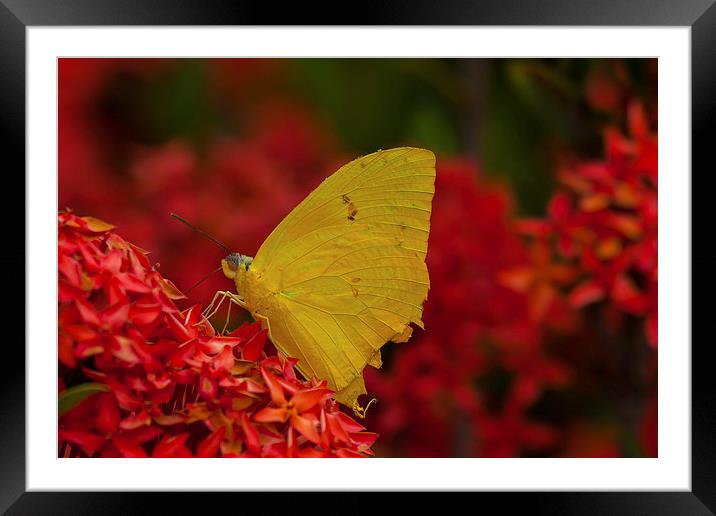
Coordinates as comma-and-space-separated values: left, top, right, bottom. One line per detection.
101, 58, 654, 216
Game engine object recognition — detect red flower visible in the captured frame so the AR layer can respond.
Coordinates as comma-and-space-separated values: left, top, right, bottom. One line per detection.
509, 99, 657, 348
253, 368, 331, 445
58, 212, 378, 458
500, 239, 578, 322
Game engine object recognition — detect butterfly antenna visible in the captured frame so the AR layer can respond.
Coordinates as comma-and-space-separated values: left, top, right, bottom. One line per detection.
186, 266, 223, 294
170, 213, 232, 254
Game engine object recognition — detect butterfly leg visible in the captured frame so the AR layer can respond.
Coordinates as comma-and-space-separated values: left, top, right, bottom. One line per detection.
203, 290, 248, 322
217, 291, 249, 334
352, 397, 378, 419
221, 300, 233, 335
225, 291, 248, 310
203, 290, 227, 320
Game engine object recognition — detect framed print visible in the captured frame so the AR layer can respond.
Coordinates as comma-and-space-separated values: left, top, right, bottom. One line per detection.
2, 0, 711, 512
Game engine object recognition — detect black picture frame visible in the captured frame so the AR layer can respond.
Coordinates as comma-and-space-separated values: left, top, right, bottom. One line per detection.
2, 0, 710, 512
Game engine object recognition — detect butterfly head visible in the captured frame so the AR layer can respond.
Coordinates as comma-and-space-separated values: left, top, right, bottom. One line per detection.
221, 253, 253, 279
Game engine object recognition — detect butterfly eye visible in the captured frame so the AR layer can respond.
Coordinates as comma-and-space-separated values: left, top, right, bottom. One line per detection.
225, 253, 240, 271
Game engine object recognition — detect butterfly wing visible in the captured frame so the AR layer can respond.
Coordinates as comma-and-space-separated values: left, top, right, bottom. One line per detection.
251, 147, 435, 409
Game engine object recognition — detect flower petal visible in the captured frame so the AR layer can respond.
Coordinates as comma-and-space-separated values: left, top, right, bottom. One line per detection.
291, 388, 332, 413
152, 433, 192, 458
260, 367, 287, 406
59, 430, 104, 456
242, 329, 268, 362
569, 281, 605, 308
196, 427, 226, 458
290, 414, 321, 445
119, 410, 151, 431
253, 407, 288, 424
241, 412, 262, 453
112, 434, 148, 458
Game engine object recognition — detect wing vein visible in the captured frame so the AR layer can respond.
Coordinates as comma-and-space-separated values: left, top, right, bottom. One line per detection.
300, 308, 363, 374
276, 226, 363, 272
258, 151, 434, 261
284, 309, 337, 387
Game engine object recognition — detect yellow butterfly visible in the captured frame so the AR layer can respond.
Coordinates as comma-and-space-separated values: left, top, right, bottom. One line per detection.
216, 147, 435, 415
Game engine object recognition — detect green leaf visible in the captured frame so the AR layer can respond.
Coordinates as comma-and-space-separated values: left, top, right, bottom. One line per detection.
405, 102, 459, 155
291, 58, 463, 155
59, 383, 109, 416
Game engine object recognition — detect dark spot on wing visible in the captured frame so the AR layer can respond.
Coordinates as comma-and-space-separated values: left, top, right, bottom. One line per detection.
351, 286, 358, 297
347, 202, 358, 221
352, 277, 361, 283
342, 194, 350, 204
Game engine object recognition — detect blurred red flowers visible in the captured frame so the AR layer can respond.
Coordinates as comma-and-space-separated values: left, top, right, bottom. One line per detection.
58, 212, 377, 457
508, 101, 657, 348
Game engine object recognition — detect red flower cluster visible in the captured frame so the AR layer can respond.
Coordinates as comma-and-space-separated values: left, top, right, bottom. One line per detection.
58, 212, 377, 457
365, 162, 571, 457
505, 101, 658, 348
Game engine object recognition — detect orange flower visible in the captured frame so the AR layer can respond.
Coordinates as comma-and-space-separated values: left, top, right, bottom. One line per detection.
254, 367, 332, 445
500, 239, 577, 321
